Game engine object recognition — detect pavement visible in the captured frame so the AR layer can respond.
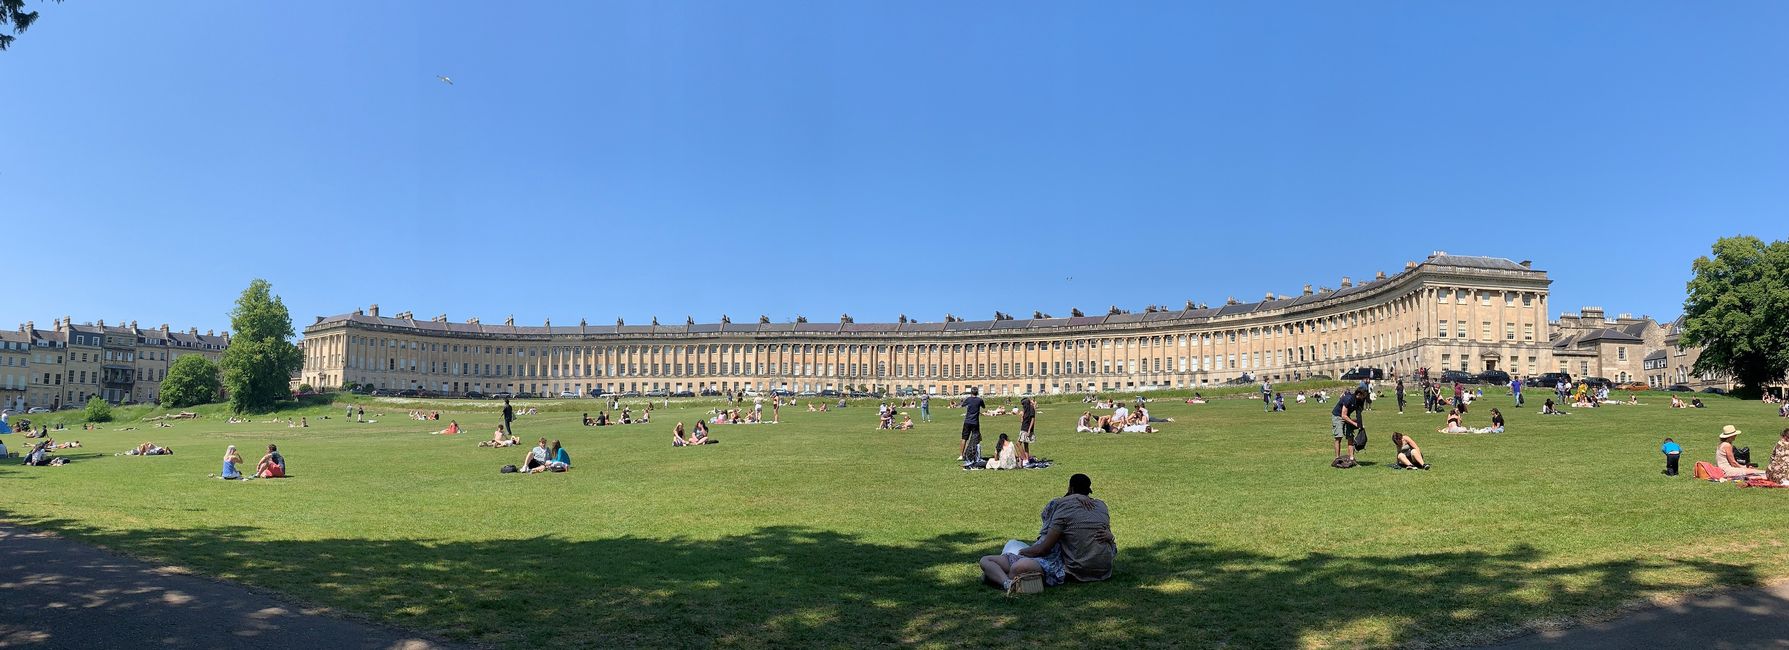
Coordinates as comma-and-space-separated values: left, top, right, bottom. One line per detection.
0, 522, 449, 649
1484, 580, 1789, 649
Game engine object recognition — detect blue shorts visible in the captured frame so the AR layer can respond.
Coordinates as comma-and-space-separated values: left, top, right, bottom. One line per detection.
1007, 551, 1067, 586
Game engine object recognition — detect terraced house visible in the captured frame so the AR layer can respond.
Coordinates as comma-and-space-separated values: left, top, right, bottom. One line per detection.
300, 253, 1570, 397
5, 319, 228, 410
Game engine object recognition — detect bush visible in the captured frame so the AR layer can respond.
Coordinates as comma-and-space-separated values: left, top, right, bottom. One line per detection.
297, 383, 314, 394
84, 396, 112, 423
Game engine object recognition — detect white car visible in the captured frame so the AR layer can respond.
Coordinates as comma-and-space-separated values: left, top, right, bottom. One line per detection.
26, 407, 50, 414
559, 391, 581, 398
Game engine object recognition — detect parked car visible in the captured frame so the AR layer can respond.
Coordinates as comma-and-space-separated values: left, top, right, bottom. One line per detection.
1579, 377, 1613, 389
1305, 374, 1333, 381
514, 392, 538, 399
621, 390, 642, 398
489, 392, 515, 399
1474, 370, 1512, 386
463, 391, 486, 399
1700, 387, 1728, 395
818, 389, 841, 398
26, 406, 50, 414
1531, 372, 1573, 388
698, 388, 721, 397
847, 391, 877, 399
797, 390, 817, 397
1341, 367, 1385, 381
1439, 370, 1479, 384
559, 391, 581, 398
770, 389, 794, 397
671, 390, 695, 398
1667, 384, 1693, 392
644, 389, 670, 398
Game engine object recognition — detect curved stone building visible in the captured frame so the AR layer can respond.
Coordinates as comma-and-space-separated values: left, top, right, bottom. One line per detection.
299, 253, 1554, 396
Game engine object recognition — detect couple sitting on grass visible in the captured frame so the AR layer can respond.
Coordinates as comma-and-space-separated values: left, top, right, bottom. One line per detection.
479, 425, 519, 447
519, 438, 571, 473
219, 444, 285, 479
672, 422, 717, 446
1436, 408, 1504, 434
979, 473, 1116, 595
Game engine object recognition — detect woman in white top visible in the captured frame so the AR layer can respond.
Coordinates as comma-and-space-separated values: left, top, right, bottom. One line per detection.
987, 434, 1019, 469
1076, 412, 1097, 433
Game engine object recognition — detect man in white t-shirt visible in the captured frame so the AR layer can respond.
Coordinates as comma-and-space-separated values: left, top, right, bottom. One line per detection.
1112, 404, 1129, 423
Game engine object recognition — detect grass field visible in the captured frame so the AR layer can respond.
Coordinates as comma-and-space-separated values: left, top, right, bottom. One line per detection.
2, 387, 1786, 648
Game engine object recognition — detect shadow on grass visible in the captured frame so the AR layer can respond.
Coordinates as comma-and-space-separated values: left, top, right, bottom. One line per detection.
0, 505, 1775, 648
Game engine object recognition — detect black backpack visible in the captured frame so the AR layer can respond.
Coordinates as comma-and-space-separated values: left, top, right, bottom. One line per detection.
1331, 457, 1358, 469
1734, 447, 1751, 466
1351, 427, 1368, 452
500, 464, 518, 474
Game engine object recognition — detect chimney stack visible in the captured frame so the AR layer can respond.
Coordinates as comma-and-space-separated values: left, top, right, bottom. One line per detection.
369, 304, 380, 317
1302, 284, 1313, 296
433, 314, 447, 323
161, 323, 169, 333
130, 320, 138, 329
97, 319, 104, 328
1405, 261, 1418, 270
505, 315, 515, 327
466, 317, 479, 324
189, 327, 198, 335
1375, 271, 1386, 280
26, 321, 34, 332
1340, 276, 1353, 289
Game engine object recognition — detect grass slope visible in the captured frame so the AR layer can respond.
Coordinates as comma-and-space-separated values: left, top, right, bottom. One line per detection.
2, 390, 1785, 648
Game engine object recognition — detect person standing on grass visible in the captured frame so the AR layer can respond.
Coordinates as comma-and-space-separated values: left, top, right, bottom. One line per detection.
1332, 388, 1367, 466
959, 387, 986, 461
1018, 396, 1037, 464
1261, 379, 1272, 412
1395, 378, 1407, 414
921, 393, 931, 422
502, 397, 515, 439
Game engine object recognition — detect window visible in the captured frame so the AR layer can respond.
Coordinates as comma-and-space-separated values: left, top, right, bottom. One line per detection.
1481, 293, 1491, 306
1505, 324, 1515, 340
1617, 347, 1627, 361
1438, 321, 1449, 338
1456, 321, 1466, 338
1523, 294, 1534, 306
1504, 293, 1515, 307
1457, 291, 1468, 304
1481, 321, 1491, 340
1438, 289, 1450, 303
1524, 323, 1534, 341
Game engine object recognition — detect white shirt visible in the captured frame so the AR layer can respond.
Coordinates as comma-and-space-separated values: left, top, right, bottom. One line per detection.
1113, 406, 1129, 421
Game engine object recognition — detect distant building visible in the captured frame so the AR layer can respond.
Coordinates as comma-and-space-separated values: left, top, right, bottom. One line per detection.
3, 318, 227, 409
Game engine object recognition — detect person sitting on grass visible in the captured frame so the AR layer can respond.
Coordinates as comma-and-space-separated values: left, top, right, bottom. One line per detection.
1437, 408, 1468, 434
545, 440, 570, 471
1691, 398, 1706, 409
1766, 428, 1789, 486
978, 473, 1116, 594
1669, 395, 1685, 409
23, 440, 54, 466
1541, 399, 1567, 415
1076, 412, 1097, 433
219, 445, 244, 479
479, 425, 517, 448
1470, 408, 1505, 434
522, 438, 552, 473
1391, 432, 1431, 470
987, 433, 1019, 470
690, 421, 717, 445
434, 420, 461, 435
673, 422, 689, 447
898, 414, 915, 430
1716, 426, 1765, 479
621, 407, 633, 425
257, 444, 286, 478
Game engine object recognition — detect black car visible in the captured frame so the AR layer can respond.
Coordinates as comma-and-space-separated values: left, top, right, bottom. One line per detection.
1474, 370, 1512, 386
698, 388, 721, 397
1439, 370, 1479, 384
671, 390, 695, 398
848, 391, 878, 399
1667, 384, 1693, 392
819, 389, 841, 398
463, 390, 486, 399
1531, 372, 1573, 389
1699, 387, 1727, 395
770, 389, 794, 397
1340, 368, 1384, 381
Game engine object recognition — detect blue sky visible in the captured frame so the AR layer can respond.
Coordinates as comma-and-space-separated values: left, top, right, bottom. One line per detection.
4, 1, 1786, 334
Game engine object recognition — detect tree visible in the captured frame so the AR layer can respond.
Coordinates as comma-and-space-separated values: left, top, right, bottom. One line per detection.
1680, 235, 1789, 394
220, 279, 304, 413
1, 0, 63, 52
83, 396, 111, 423
161, 354, 221, 407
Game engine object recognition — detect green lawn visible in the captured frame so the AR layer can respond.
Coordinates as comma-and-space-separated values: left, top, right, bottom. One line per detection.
2, 388, 1786, 648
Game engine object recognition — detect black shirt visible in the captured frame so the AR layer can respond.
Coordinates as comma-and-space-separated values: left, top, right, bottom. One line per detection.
1021, 400, 1036, 428
963, 396, 985, 424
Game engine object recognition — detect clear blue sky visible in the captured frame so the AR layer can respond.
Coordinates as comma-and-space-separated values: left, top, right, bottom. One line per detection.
5, 1, 1787, 334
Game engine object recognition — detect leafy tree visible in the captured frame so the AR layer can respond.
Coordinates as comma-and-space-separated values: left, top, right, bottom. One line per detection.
220, 279, 303, 413
1680, 236, 1789, 394
1, 0, 63, 52
83, 396, 111, 423
297, 383, 313, 394
161, 354, 221, 408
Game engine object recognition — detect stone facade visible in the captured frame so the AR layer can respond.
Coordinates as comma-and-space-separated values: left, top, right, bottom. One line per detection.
300, 253, 1558, 397
4, 319, 228, 410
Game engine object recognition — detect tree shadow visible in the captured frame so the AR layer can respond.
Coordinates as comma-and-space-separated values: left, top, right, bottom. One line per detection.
0, 509, 1774, 648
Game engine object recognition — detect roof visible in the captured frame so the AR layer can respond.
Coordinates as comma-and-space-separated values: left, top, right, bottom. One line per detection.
0, 330, 28, 344
1425, 255, 1534, 272
1643, 350, 1667, 362
1581, 328, 1643, 344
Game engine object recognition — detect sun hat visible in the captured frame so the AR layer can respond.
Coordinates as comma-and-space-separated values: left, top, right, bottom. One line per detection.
1719, 425, 1741, 439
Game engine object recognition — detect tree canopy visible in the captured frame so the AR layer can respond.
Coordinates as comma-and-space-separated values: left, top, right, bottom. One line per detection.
1680, 235, 1789, 392
220, 279, 303, 413
161, 354, 222, 408
1, 0, 63, 52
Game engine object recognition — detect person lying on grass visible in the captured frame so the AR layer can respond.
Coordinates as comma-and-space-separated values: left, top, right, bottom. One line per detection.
257, 444, 286, 478
433, 420, 461, 435
1391, 432, 1431, 470
479, 425, 520, 448
1437, 408, 1468, 434
128, 442, 174, 456
978, 473, 1116, 595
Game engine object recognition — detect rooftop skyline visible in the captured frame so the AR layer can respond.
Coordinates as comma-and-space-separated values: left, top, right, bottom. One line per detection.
5, 2, 1785, 333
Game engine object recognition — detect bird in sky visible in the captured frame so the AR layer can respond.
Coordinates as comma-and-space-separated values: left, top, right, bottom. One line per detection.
437, 75, 453, 85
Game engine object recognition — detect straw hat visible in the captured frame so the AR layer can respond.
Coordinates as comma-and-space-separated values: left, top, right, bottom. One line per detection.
1719, 425, 1741, 440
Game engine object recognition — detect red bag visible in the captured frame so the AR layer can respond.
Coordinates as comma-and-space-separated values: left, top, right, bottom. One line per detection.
1692, 461, 1722, 481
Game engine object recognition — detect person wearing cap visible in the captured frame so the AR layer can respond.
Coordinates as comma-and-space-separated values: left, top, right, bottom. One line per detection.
1715, 425, 1765, 479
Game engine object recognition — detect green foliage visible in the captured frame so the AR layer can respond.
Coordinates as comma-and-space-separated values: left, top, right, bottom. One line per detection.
220, 279, 303, 413
297, 383, 314, 394
1681, 236, 1789, 391
82, 396, 111, 423
161, 355, 222, 408
0, 0, 62, 51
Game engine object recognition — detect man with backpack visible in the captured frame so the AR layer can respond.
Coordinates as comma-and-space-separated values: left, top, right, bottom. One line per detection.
1332, 387, 1367, 468
959, 387, 985, 462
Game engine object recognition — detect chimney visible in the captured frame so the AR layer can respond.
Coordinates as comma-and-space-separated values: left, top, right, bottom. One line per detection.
368, 304, 380, 317
26, 321, 34, 332
97, 319, 104, 328
545, 318, 551, 328
1340, 277, 1353, 289
1302, 284, 1313, 296
207, 329, 214, 336
1265, 292, 1275, 301
433, 314, 447, 323
1405, 261, 1418, 270
189, 327, 198, 335
466, 317, 479, 324
1375, 271, 1386, 280
1519, 260, 1533, 269
505, 315, 515, 327
130, 320, 138, 329
160, 323, 169, 333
